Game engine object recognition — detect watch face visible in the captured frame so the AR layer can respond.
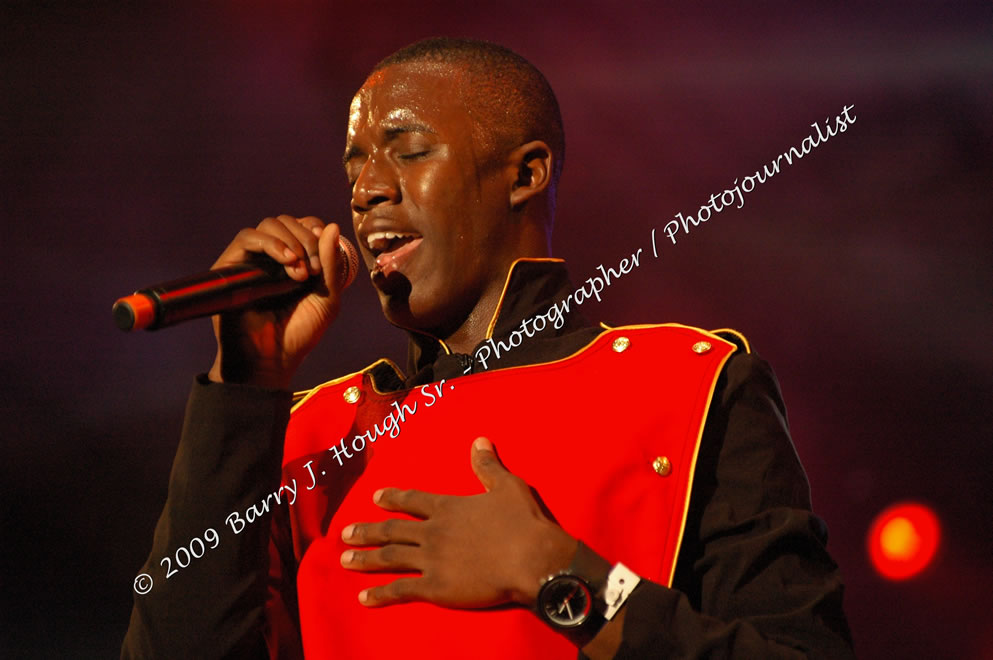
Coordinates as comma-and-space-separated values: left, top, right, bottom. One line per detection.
538, 575, 593, 628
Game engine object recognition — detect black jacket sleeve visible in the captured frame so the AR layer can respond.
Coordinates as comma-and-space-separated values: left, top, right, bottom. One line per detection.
585, 352, 854, 659
121, 376, 294, 659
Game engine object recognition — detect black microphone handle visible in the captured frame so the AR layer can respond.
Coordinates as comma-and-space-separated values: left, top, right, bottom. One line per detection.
113, 238, 358, 331
112, 259, 300, 331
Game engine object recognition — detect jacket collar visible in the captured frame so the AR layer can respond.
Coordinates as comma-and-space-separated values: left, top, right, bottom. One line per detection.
403, 258, 596, 384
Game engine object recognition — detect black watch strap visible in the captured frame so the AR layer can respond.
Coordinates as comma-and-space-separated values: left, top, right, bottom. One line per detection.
570, 541, 613, 601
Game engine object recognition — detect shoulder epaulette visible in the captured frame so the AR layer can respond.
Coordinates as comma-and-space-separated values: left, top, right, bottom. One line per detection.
291, 358, 406, 409
708, 328, 751, 354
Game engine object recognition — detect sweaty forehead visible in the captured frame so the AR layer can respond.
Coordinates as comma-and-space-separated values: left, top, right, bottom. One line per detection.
347, 62, 469, 139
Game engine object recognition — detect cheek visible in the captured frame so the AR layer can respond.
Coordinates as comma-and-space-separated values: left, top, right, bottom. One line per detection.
405, 169, 477, 258
406, 162, 465, 213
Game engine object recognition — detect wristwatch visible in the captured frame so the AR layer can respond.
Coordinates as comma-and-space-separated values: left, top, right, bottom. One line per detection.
537, 571, 597, 629
536, 541, 642, 645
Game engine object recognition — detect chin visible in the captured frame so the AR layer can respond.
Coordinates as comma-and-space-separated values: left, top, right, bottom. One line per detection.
378, 287, 411, 324
378, 284, 425, 332
382, 284, 457, 338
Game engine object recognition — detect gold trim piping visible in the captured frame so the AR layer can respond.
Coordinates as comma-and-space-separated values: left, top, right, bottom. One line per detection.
290, 358, 405, 413
484, 257, 566, 339
709, 327, 751, 354
665, 332, 737, 587
293, 323, 729, 415
460, 323, 730, 388
388, 258, 564, 355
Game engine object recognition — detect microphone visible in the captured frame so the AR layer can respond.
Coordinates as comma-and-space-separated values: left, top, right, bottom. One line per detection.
113, 236, 360, 331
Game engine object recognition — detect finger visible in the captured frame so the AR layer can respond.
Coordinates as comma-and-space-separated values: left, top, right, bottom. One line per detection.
298, 216, 327, 272
359, 577, 423, 608
373, 487, 438, 518
341, 517, 422, 546
275, 214, 324, 274
295, 214, 326, 238
229, 218, 309, 281
212, 226, 306, 278
267, 215, 323, 276
340, 543, 420, 572
259, 216, 309, 260
471, 436, 507, 492
317, 222, 342, 292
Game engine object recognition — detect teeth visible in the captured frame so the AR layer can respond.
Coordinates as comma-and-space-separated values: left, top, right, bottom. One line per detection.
366, 231, 419, 250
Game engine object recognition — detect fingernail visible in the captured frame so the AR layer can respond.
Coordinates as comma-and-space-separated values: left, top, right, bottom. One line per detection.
340, 550, 354, 565
358, 589, 369, 604
342, 524, 355, 540
373, 489, 383, 503
283, 247, 297, 261
312, 226, 323, 237
310, 255, 321, 272
474, 437, 493, 452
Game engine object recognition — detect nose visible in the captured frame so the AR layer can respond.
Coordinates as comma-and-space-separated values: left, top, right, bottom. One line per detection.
351, 156, 400, 214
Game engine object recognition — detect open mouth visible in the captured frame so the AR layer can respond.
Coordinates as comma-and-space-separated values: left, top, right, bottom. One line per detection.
366, 231, 423, 278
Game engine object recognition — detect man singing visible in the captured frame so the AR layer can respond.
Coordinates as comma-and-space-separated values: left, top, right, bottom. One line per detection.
122, 38, 854, 659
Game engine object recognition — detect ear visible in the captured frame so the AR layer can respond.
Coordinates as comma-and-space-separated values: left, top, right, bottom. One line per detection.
507, 140, 553, 209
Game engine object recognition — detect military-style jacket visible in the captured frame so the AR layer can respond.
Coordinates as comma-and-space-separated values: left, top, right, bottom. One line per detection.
123, 260, 854, 660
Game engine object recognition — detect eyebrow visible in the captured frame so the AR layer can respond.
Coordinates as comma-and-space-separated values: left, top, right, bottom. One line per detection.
342, 124, 437, 167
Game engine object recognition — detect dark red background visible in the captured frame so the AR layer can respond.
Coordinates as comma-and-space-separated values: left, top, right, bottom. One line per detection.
3, 2, 991, 658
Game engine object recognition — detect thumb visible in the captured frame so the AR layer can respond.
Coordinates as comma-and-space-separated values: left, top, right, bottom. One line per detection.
317, 222, 342, 294
471, 437, 505, 492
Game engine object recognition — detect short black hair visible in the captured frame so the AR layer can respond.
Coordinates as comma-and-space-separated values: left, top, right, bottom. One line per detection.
373, 37, 566, 190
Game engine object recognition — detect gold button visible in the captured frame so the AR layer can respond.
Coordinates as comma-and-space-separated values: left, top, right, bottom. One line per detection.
343, 386, 361, 404
692, 341, 712, 354
612, 337, 631, 352
653, 456, 672, 476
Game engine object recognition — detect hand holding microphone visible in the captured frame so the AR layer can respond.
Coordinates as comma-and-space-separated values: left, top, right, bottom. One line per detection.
113, 225, 359, 331
114, 215, 360, 389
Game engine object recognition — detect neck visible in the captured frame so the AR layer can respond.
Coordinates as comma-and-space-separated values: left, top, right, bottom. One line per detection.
412, 216, 553, 354
453, 229, 552, 349
437, 284, 504, 355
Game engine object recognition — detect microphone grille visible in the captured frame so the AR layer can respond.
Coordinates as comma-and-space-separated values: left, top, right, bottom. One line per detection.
336, 235, 360, 289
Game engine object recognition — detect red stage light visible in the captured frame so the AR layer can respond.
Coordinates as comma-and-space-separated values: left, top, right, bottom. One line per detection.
867, 502, 940, 580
